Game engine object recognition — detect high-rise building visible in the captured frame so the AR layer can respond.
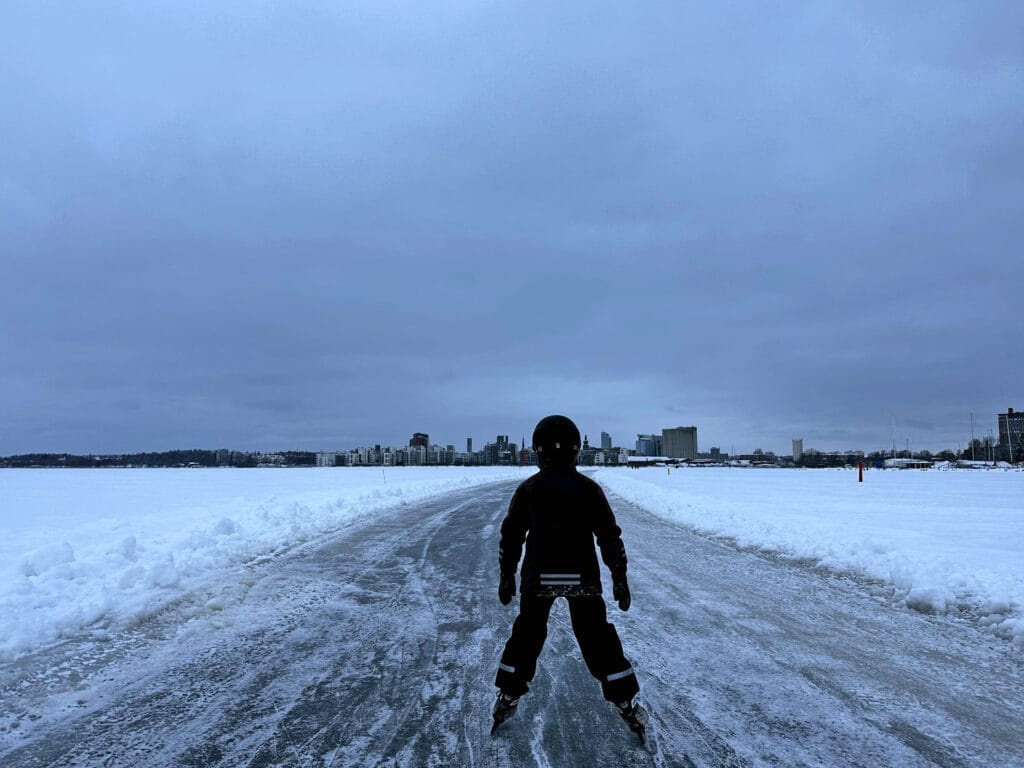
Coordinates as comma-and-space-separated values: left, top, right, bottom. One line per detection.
519, 437, 531, 466
662, 427, 698, 460
410, 432, 429, 449
636, 434, 662, 456
600, 431, 612, 450
483, 442, 500, 465
467, 437, 473, 454
792, 438, 804, 462
998, 408, 1023, 459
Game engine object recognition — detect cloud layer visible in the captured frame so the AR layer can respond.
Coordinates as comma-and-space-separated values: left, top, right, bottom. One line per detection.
2, 2, 1022, 454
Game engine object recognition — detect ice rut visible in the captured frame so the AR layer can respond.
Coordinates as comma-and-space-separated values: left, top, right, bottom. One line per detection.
1, 480, 1022, 767
0, 484, 671, 767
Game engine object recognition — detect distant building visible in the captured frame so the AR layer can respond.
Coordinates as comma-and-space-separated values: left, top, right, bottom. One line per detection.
884, 457, 933, 470
626, 455, 671, 467
792, 438, 804, 463
483, 442, 500, 465
662, 427, 697, 460
998, 408, 1024, 460
410, 432, 429, 449
750, 449, 777, 464
579, 435, 599, 465
636, 434, 662, 456
600, 431, 612, 450
316, 452, 338, 467
467, 437, 473, 454
519, 437, 532, 466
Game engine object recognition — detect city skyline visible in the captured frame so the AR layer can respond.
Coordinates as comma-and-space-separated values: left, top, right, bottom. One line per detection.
3, 406, 1017, 462
279, 406, 1024, 460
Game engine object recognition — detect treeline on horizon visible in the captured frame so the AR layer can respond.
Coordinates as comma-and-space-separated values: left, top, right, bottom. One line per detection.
0, 450, 317, 468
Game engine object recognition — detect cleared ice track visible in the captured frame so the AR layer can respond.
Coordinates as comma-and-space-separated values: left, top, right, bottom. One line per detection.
1, 480, 1021, 767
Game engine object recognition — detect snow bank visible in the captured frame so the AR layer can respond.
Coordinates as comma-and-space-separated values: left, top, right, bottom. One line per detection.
0, 467, 530, 660
595, 467, 1024, 646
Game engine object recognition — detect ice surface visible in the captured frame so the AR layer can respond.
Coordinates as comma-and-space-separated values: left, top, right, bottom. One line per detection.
0, 466, 532, 660
595, 466, 1024, 645
5, 464, 1021, 665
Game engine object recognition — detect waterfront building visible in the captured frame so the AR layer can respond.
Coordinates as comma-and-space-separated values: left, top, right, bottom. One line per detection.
998, 408, 1023, 460
662, 427, 698, 460
636, 434, 662, 456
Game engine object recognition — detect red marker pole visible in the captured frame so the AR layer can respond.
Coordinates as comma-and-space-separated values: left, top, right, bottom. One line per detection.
858, 461, 864, 482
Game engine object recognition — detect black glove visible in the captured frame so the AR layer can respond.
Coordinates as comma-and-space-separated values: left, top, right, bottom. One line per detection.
498, 574, 516, 605
612, 573, 631, 612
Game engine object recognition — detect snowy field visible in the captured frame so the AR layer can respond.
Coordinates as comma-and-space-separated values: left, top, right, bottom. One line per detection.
4, 469, 1023, 767
0, 466, 533, 660
595, 466, 1024, 646
4, 465, 1022, 668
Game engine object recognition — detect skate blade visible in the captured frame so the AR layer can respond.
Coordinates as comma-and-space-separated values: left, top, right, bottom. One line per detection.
623, 704, 648, 744
490, 712, 512, 735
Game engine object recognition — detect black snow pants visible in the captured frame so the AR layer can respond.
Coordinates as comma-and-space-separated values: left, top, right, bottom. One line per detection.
495, 594, 639, 703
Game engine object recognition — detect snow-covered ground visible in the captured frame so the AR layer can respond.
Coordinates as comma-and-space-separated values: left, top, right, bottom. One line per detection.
0, 466, 533, 660
595, 466, 1024, 646
5, 465, 1021, 668
6, 475, 1022, 767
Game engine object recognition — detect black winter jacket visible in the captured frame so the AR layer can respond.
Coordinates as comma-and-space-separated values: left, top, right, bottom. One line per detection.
498, 467, 628, 597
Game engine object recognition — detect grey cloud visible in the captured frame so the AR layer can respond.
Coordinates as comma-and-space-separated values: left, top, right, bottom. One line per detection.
2, 1, 1022, 455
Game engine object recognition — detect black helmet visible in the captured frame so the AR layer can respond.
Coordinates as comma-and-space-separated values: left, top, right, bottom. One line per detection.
532, 415, 581, 467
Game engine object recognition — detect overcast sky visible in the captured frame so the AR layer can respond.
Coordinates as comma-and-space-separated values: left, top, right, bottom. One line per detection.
2, 1, 1022, 456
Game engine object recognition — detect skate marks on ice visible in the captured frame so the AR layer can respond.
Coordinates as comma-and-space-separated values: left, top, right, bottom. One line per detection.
0, 487, 497, 767
7, 478, 1020, 767
1, 482, 668, 768
479, 650, 683, 767
212, 490, 514, 768
609, 491, 1024, 768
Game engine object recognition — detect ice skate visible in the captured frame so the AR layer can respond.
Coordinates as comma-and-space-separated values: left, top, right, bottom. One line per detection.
615, 698, 648, 743
490, 691, 520, 734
